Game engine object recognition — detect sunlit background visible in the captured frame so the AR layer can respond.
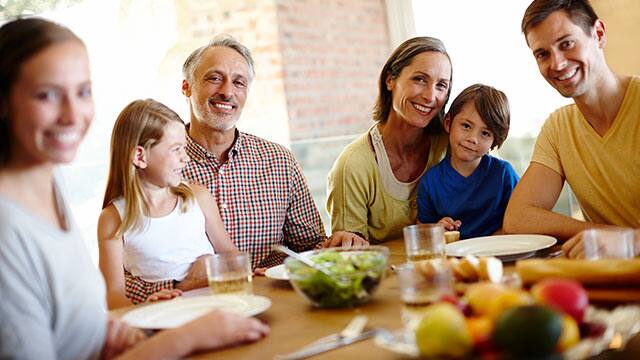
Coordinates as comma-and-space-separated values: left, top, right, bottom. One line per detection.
2, 0, 636, 264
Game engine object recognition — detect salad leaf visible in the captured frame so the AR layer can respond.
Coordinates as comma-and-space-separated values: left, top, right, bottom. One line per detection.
287, 250, 387, 308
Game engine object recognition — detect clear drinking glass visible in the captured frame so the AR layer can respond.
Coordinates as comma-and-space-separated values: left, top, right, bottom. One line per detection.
583, 228, 635, 260
403, 224, 446, 262
205, 252, 253, 295
396, 260, 454, 331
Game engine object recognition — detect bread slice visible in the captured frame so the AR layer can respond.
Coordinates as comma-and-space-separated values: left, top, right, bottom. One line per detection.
444, 231, 460, 243
478, 256, 503, 283
458, 255, 480, 282
449, 257, 468, 281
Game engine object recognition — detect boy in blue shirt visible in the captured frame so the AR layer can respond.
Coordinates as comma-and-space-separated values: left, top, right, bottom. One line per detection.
417, 84, 519, 239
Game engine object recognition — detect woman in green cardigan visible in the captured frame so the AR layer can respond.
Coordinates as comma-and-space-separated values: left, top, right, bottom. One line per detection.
327, 36, 452, 244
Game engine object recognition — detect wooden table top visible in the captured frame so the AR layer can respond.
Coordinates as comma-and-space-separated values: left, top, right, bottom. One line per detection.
113, 239, 638, 359
191, 239, 408, 359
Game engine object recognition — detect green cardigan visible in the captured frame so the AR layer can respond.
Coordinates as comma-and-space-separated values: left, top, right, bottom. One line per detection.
326, 125, 447, 243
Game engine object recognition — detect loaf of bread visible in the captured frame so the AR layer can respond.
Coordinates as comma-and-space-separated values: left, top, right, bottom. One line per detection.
516, 259, 640, 287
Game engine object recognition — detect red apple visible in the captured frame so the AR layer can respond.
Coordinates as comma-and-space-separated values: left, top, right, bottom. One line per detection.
438, 293, 473, 316
531, 279, 589, 323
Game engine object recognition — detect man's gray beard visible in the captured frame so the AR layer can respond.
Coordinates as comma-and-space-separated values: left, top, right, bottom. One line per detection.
192, 104, 238, 132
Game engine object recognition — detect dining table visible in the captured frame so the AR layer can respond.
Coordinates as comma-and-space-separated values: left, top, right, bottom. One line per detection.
111, 238, 639, 359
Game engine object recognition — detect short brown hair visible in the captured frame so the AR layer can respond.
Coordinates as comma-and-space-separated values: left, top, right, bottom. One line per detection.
521, 0, 599, 37
446, 84, 510, 149
372, 36, 452, 134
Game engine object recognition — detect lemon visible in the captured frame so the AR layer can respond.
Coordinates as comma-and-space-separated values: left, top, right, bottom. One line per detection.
415, 302, 472, 358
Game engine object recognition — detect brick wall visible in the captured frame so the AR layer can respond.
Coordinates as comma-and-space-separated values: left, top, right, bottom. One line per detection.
276, 0, 390, 140
171, 0, 390, 143
171, 0, 291, 146
168, 0, 392, 229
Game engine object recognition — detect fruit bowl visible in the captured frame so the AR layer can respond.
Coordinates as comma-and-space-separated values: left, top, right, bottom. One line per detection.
284, 246, 389, 308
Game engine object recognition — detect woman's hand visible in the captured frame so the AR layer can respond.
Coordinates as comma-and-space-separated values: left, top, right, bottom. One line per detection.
323, 231, 369, 248
147, 289, 182, 302
175, 311, 269, 352
113, 311, 269, 359
437, 217, 461, 231
102, 317, 147, 359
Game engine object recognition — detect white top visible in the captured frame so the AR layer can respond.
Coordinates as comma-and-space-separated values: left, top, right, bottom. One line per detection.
113, 197, 214, 282
0, 183, 106, 360
370, 125, 425, 200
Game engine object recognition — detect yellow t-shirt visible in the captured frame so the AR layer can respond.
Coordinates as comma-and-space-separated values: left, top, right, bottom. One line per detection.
326, 125, 448, 243
532, 76, 640, 227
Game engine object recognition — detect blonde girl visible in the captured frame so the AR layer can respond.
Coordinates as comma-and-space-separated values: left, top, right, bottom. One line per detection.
98, 98, 237, 309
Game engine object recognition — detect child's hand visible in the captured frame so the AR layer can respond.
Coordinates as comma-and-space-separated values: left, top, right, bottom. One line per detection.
253, 267, 267, 276
147, 289, 182, 302
438, 217, 461, 231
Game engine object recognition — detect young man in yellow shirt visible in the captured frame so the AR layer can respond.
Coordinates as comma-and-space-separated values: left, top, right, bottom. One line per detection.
504, 0, 640, 258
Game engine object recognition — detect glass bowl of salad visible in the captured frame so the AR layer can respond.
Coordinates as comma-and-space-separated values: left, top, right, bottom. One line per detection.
284, 246, 389, 308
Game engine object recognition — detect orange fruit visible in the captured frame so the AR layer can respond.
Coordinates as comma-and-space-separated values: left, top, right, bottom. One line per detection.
465, 282, 507, 316
487, 289, 533, 320
466, 315, 493, 345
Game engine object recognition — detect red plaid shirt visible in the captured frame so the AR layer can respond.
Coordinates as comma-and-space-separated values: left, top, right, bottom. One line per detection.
123, 130, 326, 303
183, 130, 325, 268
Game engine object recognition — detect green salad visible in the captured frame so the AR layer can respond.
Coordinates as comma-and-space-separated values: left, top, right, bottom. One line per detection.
286, 250, 388, 308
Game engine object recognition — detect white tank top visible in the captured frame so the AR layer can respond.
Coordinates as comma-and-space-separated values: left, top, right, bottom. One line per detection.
113, 197, 214, 282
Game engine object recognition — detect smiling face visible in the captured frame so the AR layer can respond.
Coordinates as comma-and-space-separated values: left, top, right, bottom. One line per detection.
139, 121, 190, 188
8, 40, 93, 166
183, 46, 250, 132
526, 10, 606, 99
386, 51, 451, 128
445, 101, 494, 167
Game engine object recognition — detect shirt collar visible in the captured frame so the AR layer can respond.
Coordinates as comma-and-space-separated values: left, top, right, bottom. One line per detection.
185, 126, 243, 164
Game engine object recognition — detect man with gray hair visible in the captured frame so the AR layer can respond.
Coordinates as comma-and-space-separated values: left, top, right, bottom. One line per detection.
179, 34, 330, 271
123, 35, 366, 301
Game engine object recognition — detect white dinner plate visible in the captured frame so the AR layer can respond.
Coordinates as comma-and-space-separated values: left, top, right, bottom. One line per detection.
122, 294, 271, 329
265, 250, 315, 281
445, 234, 557, 261
265, 264, 289, 280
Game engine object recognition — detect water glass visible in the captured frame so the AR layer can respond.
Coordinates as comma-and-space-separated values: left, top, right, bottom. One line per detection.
403, 224, 445, 262
205, 252, 253, 294
396, 260, 454, 331
583, 228, 635, 260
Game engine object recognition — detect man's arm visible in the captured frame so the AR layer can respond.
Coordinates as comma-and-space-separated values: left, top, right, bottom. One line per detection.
281, 160, 326, 252
503, 162, 593, 241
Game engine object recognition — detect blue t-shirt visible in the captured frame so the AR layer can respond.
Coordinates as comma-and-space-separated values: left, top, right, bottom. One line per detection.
417, 154, 519, 239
